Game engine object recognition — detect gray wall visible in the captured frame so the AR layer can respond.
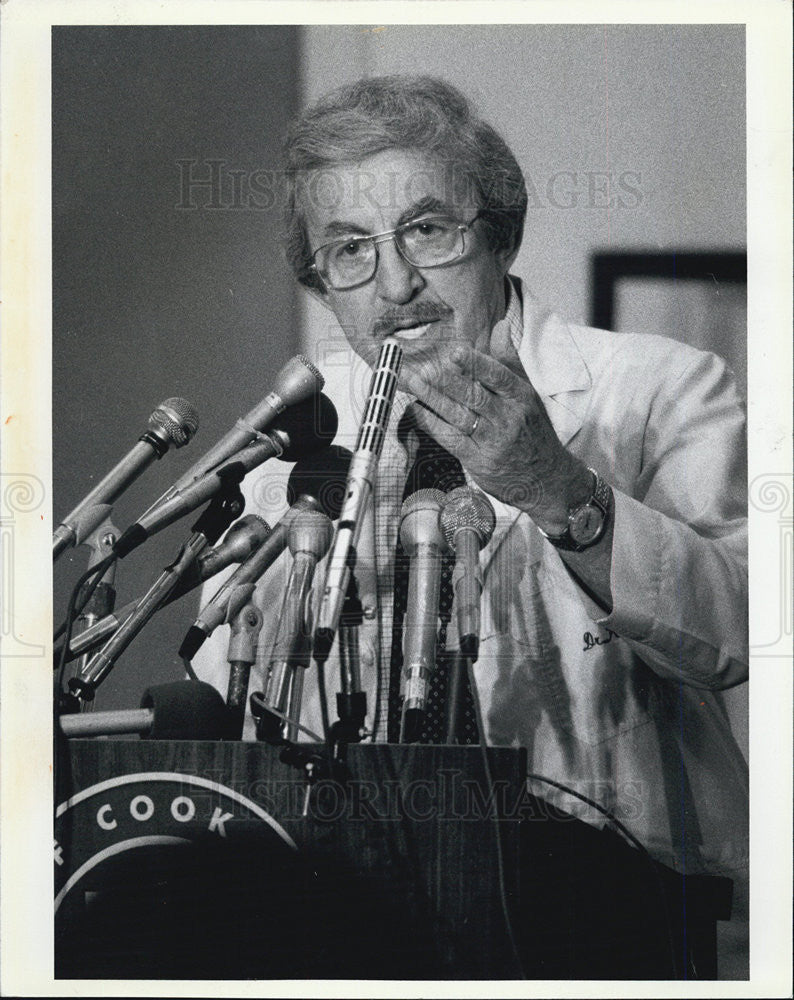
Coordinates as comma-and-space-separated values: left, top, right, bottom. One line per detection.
53, 26, 301, 710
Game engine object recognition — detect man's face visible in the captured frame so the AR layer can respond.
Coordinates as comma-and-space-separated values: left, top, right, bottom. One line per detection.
300, 149, 513, 373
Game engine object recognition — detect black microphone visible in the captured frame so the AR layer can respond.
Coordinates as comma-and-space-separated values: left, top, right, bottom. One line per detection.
440, 486, 496, 660
398, 488, 446, 743
52, 397, 199, 561
57, 515, 272, 664
145, 355, 323, 512
178, 444, 352, 661
114, 393, 337, 558
286, 444, 354, 518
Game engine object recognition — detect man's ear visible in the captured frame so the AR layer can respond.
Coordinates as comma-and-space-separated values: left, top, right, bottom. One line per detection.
304, 282, 334, 311
496, 240, 520, 277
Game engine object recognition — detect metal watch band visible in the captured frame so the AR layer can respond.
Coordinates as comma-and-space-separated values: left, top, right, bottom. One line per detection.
539, 468, 612, 552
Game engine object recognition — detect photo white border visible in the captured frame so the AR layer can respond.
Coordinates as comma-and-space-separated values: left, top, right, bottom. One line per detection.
1, 1, 791, 996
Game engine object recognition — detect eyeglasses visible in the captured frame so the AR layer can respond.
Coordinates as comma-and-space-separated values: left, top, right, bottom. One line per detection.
310, 213, 482, 291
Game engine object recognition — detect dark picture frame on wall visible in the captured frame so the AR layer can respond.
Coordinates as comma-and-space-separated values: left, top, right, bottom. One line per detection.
590, 250, 747, 392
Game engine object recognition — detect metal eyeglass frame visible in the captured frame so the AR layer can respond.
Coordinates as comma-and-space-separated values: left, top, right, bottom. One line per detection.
309, 212, 482, 291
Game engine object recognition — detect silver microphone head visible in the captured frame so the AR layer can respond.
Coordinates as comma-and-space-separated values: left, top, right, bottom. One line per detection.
399, 488, 445, 550
274, 354, 325, 408
295, 354, 324, 387
222, 514, 272, 553
287, 509, 334, 560
440, 485, 496, 550
150, 397, 199, 448
196, 515, 272, 578
401, 487, 446, 518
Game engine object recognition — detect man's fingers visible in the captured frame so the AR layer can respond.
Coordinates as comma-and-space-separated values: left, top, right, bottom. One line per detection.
398, 364, 480, 435
411, 403, 474, 457
400, 351, 496, 421
450, 344, 522, 396
396, 341, 526, 447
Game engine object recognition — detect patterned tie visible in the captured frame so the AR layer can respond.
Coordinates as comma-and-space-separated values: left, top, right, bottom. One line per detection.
387, 430, 480, 744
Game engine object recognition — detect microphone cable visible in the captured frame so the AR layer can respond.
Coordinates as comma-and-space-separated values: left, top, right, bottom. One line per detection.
180, 657, 325, 741
53, 554, 115, 823
466, 655, 526, 980
53, 551, 117, 644
54, 553, 116, 693
466, 658, 679, 978
181, 654, 199, 684
524, 769, 679, 977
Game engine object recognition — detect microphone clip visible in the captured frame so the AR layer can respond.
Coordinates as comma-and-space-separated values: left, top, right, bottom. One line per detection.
328, 692, 367, 764
189, 473, 245, 545
249, 690, 286, 746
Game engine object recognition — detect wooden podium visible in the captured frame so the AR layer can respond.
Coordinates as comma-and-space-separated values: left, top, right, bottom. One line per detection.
54, 740, 731, 980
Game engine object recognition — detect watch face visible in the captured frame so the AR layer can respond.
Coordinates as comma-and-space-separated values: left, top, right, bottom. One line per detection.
569, 503, 605, 546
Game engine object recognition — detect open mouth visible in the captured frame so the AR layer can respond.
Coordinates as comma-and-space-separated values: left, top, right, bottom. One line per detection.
391, 322, 433, 341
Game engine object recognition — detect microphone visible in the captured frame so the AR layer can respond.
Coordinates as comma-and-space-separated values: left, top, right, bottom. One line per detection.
195, 515, 273, 580
71, 488, 244, 700
114, 393, 337, 558
286, 444, 354, 520
253, 509, 334, 743
147, 355, 323, 507
440, 486, 496, 660
52, 397, 199, 561
290, 444, 369, 744
178, 444, 352, 661
59, 680, 228, 740
56, 515, 272, 664
313, 338, 403, 662
398, 488, 446, 743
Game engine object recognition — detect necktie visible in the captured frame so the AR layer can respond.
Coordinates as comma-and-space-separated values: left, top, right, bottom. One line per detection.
387, 430, 480, 744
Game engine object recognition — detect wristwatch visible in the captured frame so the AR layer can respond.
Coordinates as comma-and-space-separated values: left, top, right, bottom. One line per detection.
538, 468, 612, 552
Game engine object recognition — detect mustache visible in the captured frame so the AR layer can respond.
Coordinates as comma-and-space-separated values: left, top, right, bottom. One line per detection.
373, 303, 453, 337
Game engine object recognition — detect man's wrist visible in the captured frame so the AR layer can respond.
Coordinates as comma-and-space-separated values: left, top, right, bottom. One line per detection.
529, 459, 594, 536
537, 463, 613, 553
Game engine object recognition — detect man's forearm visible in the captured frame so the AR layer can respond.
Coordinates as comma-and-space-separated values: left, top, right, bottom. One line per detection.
554, 518, 615, 613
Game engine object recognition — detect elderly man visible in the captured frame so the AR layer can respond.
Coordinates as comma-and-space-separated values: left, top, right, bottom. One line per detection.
197, 75, 748, 975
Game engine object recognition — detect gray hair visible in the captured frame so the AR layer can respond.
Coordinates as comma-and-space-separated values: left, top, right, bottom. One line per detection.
282, 75, 528, 290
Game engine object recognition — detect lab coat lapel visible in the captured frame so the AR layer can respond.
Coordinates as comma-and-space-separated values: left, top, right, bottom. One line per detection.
514, 282, 593, 447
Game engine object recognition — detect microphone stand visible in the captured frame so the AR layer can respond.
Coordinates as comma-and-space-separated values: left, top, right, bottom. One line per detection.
71, 518, 120, 706
225, 601, 264, 740
284, 664, 305, 744
70, 482, 244, 702
53, 521, 123, 805
444, 649, 479, 745
250, 641, 330, 815
250, 611, 315, 745
250, 580, 360, 802
329, 574, 367, 760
